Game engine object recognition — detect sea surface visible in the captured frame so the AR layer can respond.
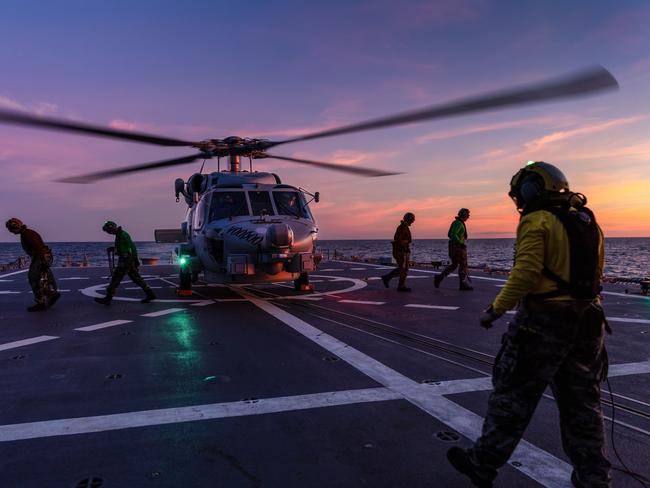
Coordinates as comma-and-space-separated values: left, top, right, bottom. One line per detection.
1, 238, 649, 280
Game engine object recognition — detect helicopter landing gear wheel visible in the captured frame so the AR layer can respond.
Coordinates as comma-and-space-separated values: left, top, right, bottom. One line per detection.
177, 266, 193, 296
294, 272, 314, 292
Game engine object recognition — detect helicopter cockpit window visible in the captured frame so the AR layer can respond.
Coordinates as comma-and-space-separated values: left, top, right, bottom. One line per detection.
249, 191, 274, 216
209, 191, 249, 221
273, 191, 308, 218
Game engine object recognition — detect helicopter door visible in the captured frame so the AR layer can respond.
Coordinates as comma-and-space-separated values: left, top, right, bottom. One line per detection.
193, 193, 210, 232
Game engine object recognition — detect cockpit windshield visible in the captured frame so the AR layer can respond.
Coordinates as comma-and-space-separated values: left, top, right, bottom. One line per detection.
273, 191, 308, 218
249, 191, 274, 216
209, 191, 249, 220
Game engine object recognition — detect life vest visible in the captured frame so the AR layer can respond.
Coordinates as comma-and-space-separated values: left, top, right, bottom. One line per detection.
529, 205, 602, 300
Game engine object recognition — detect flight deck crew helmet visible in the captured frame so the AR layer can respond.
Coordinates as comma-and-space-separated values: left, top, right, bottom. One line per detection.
458, 208, 470, 219
509, 161, 569, 210
403, 212, 415, 223
5, 218, 25, 233
102, 221, 118, 233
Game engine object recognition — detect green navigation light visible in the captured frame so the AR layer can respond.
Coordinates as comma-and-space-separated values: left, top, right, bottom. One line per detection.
179, 256, 187, 265
526, 160, 535, 166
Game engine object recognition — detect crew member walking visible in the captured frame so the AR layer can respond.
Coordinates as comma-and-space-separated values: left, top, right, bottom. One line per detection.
446, 162, 611, 488
95, 221, 156, 305
434, 208, 473, 290
382, 212, 415, 292
5, 218, 60, 311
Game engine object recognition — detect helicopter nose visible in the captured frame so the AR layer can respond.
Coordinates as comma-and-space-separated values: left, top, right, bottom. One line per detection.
266, 223, 294, 248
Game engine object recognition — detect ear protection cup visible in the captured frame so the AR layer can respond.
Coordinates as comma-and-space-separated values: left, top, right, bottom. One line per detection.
519, 173, 544, 204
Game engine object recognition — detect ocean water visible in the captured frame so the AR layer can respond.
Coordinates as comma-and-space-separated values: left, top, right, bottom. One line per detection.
1, 238, 648, 280
316, 238, 650, 280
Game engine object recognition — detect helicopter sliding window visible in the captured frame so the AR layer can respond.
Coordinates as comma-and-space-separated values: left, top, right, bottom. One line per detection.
249, 191, 274, 216
273, 191, 308, 218
209, 191, 249, 221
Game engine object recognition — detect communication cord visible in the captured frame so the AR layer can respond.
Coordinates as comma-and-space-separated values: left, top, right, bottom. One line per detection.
606, 377, 649, 487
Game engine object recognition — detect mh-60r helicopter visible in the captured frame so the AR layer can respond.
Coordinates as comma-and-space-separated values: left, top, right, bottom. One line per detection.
0, 67, 617, 293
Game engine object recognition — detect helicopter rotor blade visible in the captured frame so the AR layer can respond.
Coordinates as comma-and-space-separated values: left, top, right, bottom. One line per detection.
56, 152, 207, 183
0, 109, 197, 147
264, 154, 401, 177
268, 66, 618, 147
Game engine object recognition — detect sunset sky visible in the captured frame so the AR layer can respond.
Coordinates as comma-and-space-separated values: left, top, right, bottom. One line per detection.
1, 0, 649, 241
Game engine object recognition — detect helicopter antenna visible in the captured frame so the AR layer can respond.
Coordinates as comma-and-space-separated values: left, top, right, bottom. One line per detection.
199, 158, 207, 174
249, 156, 253, 172
217, 156, 221, 172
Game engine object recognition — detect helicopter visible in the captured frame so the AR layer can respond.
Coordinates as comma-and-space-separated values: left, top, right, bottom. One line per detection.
0, 66, 617, 293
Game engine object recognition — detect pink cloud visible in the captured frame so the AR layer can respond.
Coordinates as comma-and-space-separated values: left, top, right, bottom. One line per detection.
523, 116, 647, 153
414, 115, 578, 144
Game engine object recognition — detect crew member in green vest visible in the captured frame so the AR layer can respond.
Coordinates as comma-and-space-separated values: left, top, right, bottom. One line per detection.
434, 208, 473, 290
95, 221, 156, 305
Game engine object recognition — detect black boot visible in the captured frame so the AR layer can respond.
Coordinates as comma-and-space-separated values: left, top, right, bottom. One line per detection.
447, 447, 495, 488
434, 274, 442, 288
381, 275, 390, 288
459, 279, 474, 291
47, 292, 61, 309
94, 296, 112, 306
27, 303, 47, 312
141, 290, 156, 303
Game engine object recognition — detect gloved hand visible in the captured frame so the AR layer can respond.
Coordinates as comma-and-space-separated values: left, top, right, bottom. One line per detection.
106, 246, 115, 253
479, 305, 503, 329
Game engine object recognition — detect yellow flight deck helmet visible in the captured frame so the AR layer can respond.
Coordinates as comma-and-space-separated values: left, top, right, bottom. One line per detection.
509, 161, 570, 209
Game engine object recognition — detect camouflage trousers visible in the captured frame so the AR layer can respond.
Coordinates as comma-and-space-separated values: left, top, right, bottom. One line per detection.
470, 299, 612, 486
106, 256, 152, 297
438, 241, 469, 284
385, 252, 409, 287
28, 253, 58, 306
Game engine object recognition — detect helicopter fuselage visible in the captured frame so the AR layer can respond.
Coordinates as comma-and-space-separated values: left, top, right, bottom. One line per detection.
166, 170, 320, 285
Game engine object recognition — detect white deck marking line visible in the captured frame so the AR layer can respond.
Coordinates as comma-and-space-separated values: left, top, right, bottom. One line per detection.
602, 291, 650, 301
126, 286, 163, 290
0, 291, 21, 295
334, 260, 510, 282
608, 360, 650, 377
405, 304, 459, 311
75, 320, 133, 332
349, 267, 368, 270
607, 317, 650, 324
318, 268, 341, 272
58, 277, 89, 281
241, 292, 573, 487
141, 308, 185, 318
0, 279, 13, 282
0, 336, 59, 351
338, 300, 386, 305
0, 269, 28, 279
366, 276, 427, 281
286, 296, 323, 301
420, 360, 650, 397
0, 387, 401, 443
191, 300, 215, 307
